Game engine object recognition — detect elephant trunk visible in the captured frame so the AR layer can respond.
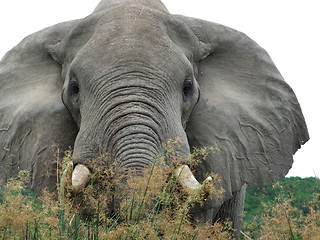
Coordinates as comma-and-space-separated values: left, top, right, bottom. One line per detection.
108, 121, 163, 169
71, 122, 209, 194
71, 108, 187, 190
71, 123, 190, 191
71, 125, 163, 191
70, 76, 193, 191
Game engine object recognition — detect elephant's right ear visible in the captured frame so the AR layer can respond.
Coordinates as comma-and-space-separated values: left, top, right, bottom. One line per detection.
0, 21, 79, 193
178, 16, 309, 193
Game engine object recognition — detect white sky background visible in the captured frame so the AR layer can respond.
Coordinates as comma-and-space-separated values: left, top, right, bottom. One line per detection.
0, 0, 318, 178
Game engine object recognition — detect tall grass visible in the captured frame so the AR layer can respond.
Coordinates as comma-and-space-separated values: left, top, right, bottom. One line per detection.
241, 179, 320, 239
0, 142, 233, 239
3, 141, 317, 239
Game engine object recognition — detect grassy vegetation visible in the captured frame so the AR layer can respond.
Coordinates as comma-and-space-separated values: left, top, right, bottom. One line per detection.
242, 177, 320, 239
1, 142, 319, 239
0, 143, 233, 239
244, 177, 320, 221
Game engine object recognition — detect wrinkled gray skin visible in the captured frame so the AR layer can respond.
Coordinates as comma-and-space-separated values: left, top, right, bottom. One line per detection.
0, 0, 308, 238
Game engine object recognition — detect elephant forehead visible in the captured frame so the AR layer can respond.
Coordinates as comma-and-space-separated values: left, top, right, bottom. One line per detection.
94, 0, 169, 13
73, 33, 190, 83
68, 5, 193, 83
94, 3, 167, 38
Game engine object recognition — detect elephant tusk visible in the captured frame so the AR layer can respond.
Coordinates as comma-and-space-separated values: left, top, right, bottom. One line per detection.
72, 164, 91, 192
175, 165, 213, 193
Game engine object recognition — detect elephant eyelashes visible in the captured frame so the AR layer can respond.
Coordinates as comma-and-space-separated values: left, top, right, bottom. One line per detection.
69, 79, 80, 95
67, 79, 80, 111
183, 78, 193, 99
63, 78, 80, 124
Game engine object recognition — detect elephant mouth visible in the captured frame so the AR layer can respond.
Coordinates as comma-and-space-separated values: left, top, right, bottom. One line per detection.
71, 163, 213, 196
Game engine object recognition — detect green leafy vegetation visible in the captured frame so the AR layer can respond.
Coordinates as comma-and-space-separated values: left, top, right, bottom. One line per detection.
244, 177, 320, 223
242, 177, 320, 239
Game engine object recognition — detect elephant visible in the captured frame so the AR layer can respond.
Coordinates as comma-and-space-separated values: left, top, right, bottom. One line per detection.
0, 0, 308, 238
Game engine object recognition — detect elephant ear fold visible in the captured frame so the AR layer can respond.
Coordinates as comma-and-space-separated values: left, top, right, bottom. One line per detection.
179, 16, 309, 189
0, 21, 78, 193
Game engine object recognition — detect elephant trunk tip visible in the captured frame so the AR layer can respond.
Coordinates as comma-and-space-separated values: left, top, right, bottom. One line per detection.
72, 164, 91, 192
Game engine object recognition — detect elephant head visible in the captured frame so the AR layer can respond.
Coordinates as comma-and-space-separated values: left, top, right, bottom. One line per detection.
0, 0, 308, 236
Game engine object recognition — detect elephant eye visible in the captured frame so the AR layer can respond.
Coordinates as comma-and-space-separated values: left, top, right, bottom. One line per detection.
183, 78, 193, 97
69, 79, 79, 95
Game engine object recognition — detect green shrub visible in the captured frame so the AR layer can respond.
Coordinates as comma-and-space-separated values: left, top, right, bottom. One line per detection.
242, 177, 320, 239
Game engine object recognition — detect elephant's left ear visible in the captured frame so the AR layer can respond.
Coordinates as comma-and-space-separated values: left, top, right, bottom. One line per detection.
178, 16, 309, 190
0, 20, 79, 192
